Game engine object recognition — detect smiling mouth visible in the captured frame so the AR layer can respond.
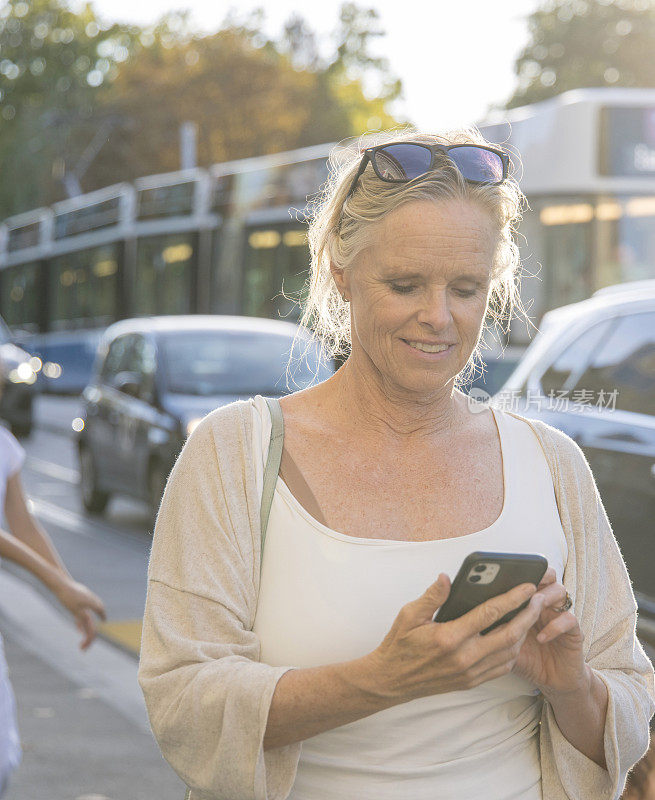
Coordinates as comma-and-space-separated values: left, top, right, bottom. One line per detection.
402, 339, 454, 353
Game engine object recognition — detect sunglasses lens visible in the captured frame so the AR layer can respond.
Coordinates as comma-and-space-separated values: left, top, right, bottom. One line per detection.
448, 146, 505, 184
373, 144, 432, 181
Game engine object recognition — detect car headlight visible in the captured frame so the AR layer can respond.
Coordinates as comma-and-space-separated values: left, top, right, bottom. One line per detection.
186, 417, 203, 437
9, 361, 37, 385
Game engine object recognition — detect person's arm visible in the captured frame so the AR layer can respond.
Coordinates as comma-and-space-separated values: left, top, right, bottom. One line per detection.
541, 665, 609, 769
263, 656, 397, 750
0, 523, 69, 594
0, 523, 106, 649
4, 471, 71, 577
533, 422, 655, 800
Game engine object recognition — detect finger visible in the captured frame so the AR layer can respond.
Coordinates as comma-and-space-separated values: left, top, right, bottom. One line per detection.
537, 568, 556, 588
78, 610, 96, 650
536, 612, 579, 643
477, 592, 545, 657
92, 598, 107, 622
535, 582, 567, 611
458, 582, 538, 639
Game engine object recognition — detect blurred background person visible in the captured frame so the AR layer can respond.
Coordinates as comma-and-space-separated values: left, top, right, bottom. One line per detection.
0, 356, 106, 797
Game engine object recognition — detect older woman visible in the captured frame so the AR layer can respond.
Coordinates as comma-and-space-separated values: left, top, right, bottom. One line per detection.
138, 128, 655, 800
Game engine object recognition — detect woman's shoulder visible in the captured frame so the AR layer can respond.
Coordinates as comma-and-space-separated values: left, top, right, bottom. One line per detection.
195, 398, 255, 436
176, 399, 259, 468
494, 404, 593, 484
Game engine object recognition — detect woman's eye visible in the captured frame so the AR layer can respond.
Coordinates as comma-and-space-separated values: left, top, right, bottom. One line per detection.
390, 284, 477, 297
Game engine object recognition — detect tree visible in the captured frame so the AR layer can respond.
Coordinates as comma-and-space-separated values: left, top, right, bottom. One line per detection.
90, 4, 403, 188
500, 0, 655, 111
0, 0, 144, 217
0, 2, 405, 217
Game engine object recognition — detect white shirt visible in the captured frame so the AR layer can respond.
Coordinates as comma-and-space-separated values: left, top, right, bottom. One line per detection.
250, 395, 568, 800
0, 424, 25, 784
0, 424, 25, 530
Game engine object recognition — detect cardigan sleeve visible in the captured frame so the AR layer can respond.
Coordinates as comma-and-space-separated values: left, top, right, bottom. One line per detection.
538, 433, 655, 800
137, 411, 302, 800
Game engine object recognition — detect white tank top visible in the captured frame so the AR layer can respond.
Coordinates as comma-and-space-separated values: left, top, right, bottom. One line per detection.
250, 395, 568, 800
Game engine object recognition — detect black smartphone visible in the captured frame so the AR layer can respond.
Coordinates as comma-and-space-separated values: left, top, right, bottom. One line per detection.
432, 551, 548, 635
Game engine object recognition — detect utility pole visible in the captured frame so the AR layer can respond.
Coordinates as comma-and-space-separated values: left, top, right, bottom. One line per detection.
180, 121, 198, 170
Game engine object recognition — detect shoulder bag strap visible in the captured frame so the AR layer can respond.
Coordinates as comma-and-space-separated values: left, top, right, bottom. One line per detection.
261, 396, 284, 576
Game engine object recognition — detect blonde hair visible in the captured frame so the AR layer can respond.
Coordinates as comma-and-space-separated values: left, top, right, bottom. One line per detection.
285, 124, 532, 390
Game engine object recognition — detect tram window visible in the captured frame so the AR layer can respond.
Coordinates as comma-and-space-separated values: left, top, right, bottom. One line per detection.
572, 312, 655, 416
280, 230, 310, 321
135, 235, 194, 316
0, 262, 40, 331
536, 319, 612, 396
50, 247, 118, 329
243, 230, 280, 318
243, 227, 309, 320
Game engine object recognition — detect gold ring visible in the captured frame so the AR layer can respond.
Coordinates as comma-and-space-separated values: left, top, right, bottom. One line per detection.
553, 591, 573, 613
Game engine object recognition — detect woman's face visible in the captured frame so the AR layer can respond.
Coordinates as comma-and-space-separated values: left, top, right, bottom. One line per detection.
339, 199, 499, 395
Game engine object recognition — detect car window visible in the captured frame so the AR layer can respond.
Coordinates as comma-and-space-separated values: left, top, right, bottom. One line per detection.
537, 319, 613, 396
572, 311, 655, 416
0, 317, 11, 345
100, 335, 134, 384
159, 330, 333, 396
123, 335, 157, 400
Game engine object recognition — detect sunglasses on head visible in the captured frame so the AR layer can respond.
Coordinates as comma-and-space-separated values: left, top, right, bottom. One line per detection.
345, 141, 510, 200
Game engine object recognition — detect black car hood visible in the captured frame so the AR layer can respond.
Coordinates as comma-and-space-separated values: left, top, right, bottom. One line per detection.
161, 391, 284, 423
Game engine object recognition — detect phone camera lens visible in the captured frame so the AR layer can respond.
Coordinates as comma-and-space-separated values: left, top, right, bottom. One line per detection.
469, 574, 482, 583
474, 564, 487, 573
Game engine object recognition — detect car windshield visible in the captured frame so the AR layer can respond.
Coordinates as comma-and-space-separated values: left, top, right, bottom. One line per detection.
160, 330, 333, 396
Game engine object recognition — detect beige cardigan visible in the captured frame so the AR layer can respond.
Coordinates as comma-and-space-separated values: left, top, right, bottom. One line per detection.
138, 399, 655, 800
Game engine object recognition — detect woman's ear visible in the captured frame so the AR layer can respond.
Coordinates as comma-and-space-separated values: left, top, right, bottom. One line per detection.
329, 262, 349, 301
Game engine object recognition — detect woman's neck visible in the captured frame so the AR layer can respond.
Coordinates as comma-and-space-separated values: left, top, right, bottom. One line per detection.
319, 358, 465, 447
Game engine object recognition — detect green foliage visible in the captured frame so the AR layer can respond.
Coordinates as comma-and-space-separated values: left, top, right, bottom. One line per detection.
0, 1, 404, 219
501, 0, 655, 111
0, 0, 144, 215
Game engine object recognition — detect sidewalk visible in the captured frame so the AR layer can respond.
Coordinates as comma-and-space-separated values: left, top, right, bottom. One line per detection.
0, 571, 186, 800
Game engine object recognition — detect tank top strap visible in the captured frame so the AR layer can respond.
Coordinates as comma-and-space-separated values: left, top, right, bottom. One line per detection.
490, 403, 515, 513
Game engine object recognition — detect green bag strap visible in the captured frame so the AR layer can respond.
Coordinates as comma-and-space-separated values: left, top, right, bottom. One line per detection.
183, 397, 284, 799
261, 395, 284, 574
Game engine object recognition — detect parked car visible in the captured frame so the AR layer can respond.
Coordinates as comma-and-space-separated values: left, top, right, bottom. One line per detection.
493, 279, 655, 616
0, 315, 38, 438
75, 315, 335, 527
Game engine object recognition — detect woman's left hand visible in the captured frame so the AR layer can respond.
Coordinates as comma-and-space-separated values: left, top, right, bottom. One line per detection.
511, 568, 588, 695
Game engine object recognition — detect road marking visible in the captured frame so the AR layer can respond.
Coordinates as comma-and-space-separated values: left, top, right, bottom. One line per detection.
99, 620, 142, 655
29, 497, 148, 551
25, 455, 79, 484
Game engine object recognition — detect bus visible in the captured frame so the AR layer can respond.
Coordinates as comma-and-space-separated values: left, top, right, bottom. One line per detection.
1, 88, 654, 389
479, 87, 655, 344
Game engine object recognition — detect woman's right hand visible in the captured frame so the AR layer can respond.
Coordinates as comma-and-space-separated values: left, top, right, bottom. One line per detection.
367, 573, 545, 702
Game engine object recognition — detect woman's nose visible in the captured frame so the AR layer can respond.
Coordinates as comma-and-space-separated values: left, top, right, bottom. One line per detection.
415, 288, 453, 330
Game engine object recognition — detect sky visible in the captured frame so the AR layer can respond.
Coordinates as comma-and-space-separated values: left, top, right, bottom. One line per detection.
83, 0, 538, 131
